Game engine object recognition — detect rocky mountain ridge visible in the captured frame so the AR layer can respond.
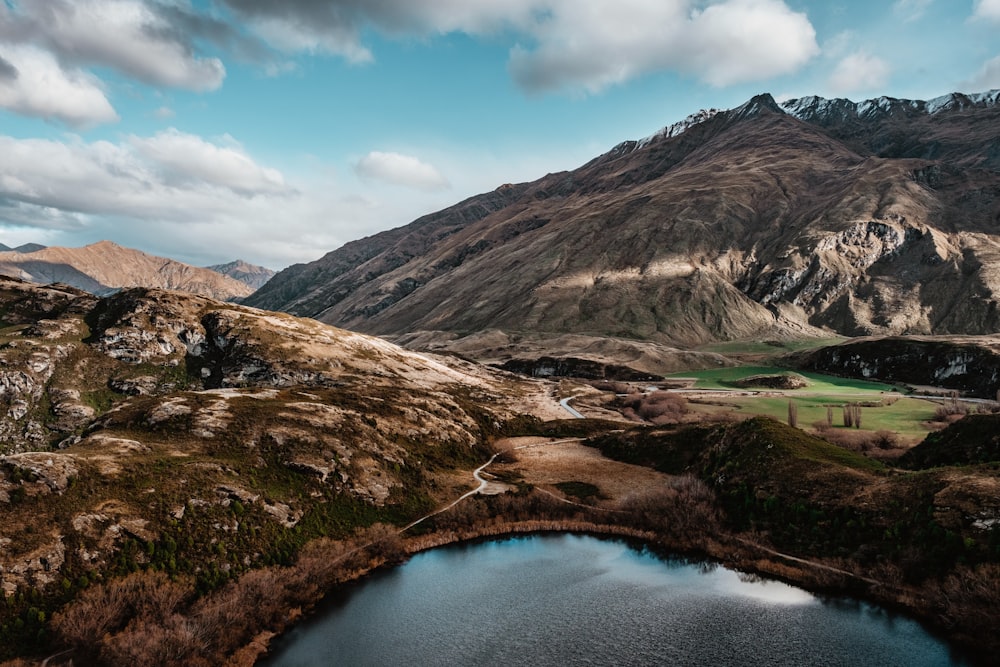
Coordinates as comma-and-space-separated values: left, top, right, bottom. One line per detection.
0, 241, 254, 302
246, 89, 1000, 355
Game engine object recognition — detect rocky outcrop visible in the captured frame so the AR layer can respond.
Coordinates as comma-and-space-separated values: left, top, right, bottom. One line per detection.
497, 356, 663, 381
796, 336, 1000, 397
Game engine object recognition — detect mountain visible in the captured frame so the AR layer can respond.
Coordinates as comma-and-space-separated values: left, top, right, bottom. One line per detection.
0, 243, 47, 253
0, 240, 253, 301
206, 259, 276, 290
246, 90, 1000, 353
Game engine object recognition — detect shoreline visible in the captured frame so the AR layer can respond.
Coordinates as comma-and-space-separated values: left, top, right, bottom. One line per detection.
252, 518, 985, 667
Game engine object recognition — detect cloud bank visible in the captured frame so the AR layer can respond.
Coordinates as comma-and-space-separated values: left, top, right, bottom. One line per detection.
355, 152, 450, 191
0, 0, 225, 126
222, 0, 819, 94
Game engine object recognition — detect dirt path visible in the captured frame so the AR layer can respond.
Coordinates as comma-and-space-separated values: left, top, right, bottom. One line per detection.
404, 454, 500, 531
735, 537, 881, 586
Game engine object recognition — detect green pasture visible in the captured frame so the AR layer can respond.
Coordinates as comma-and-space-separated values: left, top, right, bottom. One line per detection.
706, 395, 936, 441
667, 366, 936, 441
667, 365, 897, 394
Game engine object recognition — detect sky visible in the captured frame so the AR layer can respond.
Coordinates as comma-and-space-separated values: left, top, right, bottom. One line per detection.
0, 0, 998, 271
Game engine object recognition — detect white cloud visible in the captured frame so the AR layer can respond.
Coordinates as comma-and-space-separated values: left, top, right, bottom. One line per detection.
676, 0, 820, 88
0, 44, 118, 127
0, 131, 461, 268
221, 0, 818, 94
0, 131, 291, 223
893, 0, 933, 22
828, 51, 891, 95
0, 127, 584, 269
355, 152, 450, 190
220, 0, 542, 61
966, 54, 1000, 90
130, 129, 288, 195
9, 0, 225, 91
153, 106, 175, 119
972, 0, 1000, 22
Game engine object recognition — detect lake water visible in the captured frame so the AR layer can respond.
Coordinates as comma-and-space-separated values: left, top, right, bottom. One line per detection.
262, 534, 969, 667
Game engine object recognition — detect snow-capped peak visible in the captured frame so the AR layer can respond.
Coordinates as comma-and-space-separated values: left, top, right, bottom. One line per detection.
636, 108, 723, 149
782, 89, 1000, 121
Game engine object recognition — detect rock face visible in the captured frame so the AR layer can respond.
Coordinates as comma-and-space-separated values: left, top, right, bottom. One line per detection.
246, 90, 1000, 349
0, 241, 253, 302
796, 336, 1000, 397
206, 259, 276, 290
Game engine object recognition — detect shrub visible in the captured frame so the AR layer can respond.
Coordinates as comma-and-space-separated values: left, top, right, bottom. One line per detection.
617, 391, 689, 425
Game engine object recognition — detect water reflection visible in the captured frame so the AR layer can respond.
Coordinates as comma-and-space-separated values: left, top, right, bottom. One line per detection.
262, 534, 969, 667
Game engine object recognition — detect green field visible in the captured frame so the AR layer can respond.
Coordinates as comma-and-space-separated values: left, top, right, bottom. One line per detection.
667, 365, 897, 394
667, 366, 936, 441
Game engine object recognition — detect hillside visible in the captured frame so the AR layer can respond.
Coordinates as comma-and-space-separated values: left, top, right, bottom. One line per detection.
247, 90, 1000, 355
0, 276, 557, 658
0, 241, 253, 302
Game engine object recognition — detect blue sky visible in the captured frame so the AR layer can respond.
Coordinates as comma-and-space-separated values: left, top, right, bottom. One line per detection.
0, 0, 998, 270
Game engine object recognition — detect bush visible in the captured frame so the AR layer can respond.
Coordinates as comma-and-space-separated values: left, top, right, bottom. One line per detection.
818, 428, 899, 453
617, 391, 689, 425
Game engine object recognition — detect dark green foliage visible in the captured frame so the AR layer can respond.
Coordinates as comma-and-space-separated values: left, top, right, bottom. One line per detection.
512, 418, 635, 439
900, 414, 1000, 469
587, 423, 719, 474
591, 417, 995, 583
554, 481, 603, 500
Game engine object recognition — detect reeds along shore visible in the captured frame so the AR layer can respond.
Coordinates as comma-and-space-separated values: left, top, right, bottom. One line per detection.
41, 486, 998, 667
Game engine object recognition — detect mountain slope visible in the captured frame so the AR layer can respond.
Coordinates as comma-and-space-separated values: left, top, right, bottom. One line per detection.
246, 90, 1000, 348
206, 259, 276, 290
0, 241, 253, 301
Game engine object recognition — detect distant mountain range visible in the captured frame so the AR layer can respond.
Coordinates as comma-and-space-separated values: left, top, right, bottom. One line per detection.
0, 242, 47, 253
205, 260, 276, 290
246, 89, 1000, 352
0, 241, 270, 301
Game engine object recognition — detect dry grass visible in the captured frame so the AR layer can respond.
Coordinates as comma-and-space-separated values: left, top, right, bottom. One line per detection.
492, 436, 672, 505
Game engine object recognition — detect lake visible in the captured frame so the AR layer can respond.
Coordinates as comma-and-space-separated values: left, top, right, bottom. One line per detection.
262, 533, 969, 666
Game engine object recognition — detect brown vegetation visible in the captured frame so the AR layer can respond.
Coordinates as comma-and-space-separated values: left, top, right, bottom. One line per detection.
617, 391, 689, 425
787, 400, 798, 428
813, 425, 902, 456
842, 403, 862, 428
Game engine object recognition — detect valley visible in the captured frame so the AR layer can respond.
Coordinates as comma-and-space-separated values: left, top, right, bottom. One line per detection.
1, 89, 999, 667
1, 274, 998, 665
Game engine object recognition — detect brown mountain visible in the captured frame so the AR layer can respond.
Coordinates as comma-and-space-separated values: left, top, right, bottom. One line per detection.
0, 240, 253, 302
246, 90, 1000, 351
206, 259, 276, 290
